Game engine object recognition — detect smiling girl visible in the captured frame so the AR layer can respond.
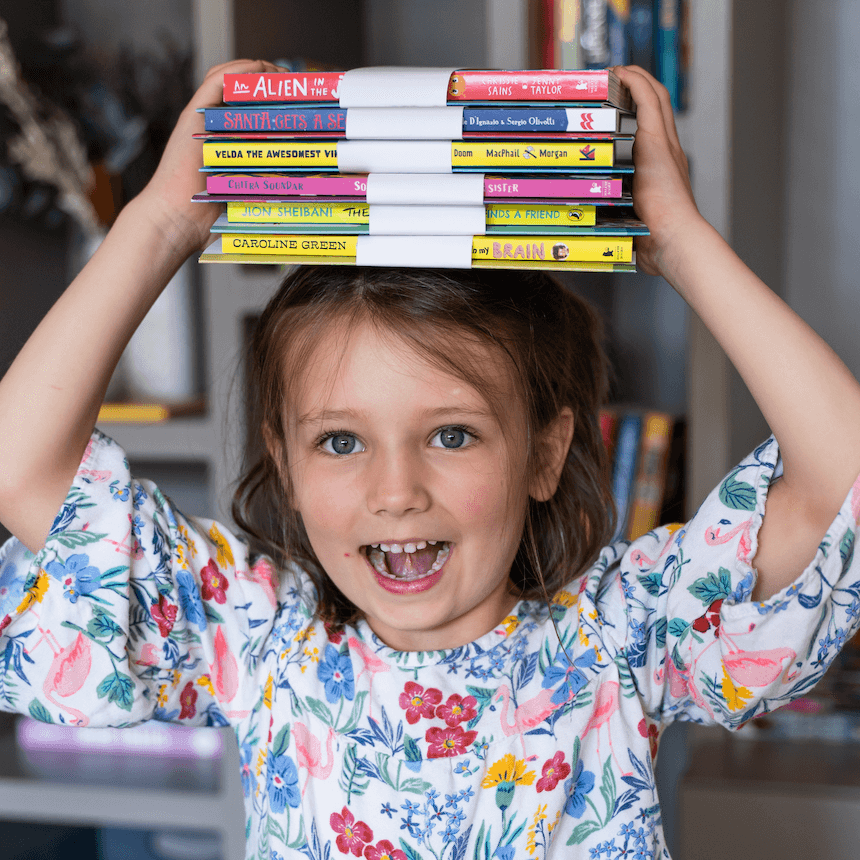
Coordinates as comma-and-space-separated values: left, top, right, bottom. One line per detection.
1, 61, 860, 860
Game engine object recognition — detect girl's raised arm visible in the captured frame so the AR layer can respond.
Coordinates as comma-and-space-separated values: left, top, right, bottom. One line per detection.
614, 64, 860, 600
0, 59, 280, 554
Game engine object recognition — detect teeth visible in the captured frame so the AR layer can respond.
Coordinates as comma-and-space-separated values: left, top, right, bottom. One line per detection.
415, 541, 426, 550
404, 542, 416, 553
367, 542, 451, 582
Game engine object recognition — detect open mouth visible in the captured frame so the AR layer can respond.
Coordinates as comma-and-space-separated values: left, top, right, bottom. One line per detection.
364, 540, 452, 582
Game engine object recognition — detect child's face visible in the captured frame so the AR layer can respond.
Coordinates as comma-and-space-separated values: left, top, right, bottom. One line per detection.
284, 319, 531, 652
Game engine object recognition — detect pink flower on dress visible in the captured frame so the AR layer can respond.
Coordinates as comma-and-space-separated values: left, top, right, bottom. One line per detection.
399, 681, 442, 724
536, 751, 571, 792
330, 807, 373, 856
425, 725, 478, 758
151, 594, 178, 637
363, 839, 407, 860
179, 681, 197, 720
200, 560, 228, 604
435, 693, 478, 727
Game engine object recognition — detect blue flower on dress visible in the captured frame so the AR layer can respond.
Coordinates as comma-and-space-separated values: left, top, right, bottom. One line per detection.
317, 644, 355, 703
239, 743, 257, 798
542, 648, 597, 704
0, 559, 25, 616
45, 554, 101, 603
177, 570, 207, 631
380, 802, 395, 818
266, 752, 300, 813
494, 847, 515, 860
564, 759, 595, 819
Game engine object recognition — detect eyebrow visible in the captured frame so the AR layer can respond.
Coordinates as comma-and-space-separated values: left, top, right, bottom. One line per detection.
297, 405, 494, 427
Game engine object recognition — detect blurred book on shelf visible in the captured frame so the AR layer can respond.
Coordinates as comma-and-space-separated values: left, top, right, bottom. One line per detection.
97, 395, 205, 424
600, 406, 685, 541
537, 0, 690, 111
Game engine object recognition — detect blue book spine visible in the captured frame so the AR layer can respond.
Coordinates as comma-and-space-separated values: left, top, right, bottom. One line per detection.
611, 412, 642, 540
630, 0, 654, 73
607, 0, 631, 67
204, 107, 347, 133
656, 0, 681, 110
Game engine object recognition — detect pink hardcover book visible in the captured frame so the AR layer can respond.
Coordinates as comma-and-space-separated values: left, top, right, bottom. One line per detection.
204, 173, 624, 200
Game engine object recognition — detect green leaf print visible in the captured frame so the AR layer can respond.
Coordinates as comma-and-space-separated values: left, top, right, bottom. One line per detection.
96, 671, 134, 711
566, 819, 602, 846
340, 690, 368, 733
338, 743, 369, 802
28, 699, 53, 723
272, 723, 290, 758
719, 474, 757, 511
404, 734, 422, 765
687, 568, 732, 605
305, 696, 334, 727
667, 617, 690, 639
54, 530, 109, 549
88, 611, 122, 640
398, 837, 425, 860
599, 756, 617, 819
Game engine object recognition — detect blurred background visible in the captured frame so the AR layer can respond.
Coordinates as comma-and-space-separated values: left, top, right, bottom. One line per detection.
0, 1, 859, 858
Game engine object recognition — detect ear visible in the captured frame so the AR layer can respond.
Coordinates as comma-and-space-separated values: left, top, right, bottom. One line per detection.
529, 407, 574, 502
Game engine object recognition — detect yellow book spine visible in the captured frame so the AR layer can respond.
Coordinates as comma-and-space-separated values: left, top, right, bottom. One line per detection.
452, 141, 615, 168
202, 141, 339, 167
221, 234, 358, 256
484, 204, 597, 227
97, 403, 171, 423
471, 235, 632, 263
227, 201, 370, 223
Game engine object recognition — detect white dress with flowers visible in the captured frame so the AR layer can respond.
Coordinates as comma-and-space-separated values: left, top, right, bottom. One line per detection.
2, 430, 860, 860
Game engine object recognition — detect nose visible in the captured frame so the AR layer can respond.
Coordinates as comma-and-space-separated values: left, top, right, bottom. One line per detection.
366, 447, 431, 516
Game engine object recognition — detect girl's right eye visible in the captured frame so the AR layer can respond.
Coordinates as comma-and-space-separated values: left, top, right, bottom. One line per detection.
320, 433, 365, 456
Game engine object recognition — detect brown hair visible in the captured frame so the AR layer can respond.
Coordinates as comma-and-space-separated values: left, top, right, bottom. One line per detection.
232, 265, 615, 629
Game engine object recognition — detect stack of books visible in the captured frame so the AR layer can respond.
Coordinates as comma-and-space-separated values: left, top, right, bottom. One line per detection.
195, 67, 646, 272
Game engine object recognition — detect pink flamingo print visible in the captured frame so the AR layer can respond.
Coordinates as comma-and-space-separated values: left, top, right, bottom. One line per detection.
720, 628, 798, 688
580, 681, 630, 775
39, 630, 92, 726
705, 519, 753, 564
236, 558, 277, 608
494, 684, 557, 755
348, 636, 390, 719
293, 721, 337, 795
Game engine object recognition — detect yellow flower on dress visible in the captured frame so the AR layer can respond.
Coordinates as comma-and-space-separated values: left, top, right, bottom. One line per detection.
481, 753, 536, 788
551, 590, 577, 609
157, 684, 169, 707
16, 571, 49, 613
501, 615, 520, 636
197, 675, 215, 696
721, 665, 753, 712
263, 674, 274, 709
526, 804, 548, 855
209, 523, 234, 569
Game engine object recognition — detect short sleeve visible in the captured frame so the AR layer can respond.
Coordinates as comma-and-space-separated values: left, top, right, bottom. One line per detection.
0, 430, 284, 728
598, 436, 860, 729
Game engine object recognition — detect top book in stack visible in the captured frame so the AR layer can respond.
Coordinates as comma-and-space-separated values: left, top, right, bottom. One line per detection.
222, 68, 633, 112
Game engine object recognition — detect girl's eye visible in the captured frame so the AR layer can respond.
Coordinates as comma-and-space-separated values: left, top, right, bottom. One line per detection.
321, 433, 365, 455
431, 426, 474, 449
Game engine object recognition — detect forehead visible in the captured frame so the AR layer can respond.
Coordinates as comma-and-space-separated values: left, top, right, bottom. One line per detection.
286, 317, 520, 420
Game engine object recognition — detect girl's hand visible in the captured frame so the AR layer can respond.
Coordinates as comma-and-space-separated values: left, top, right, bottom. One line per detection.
611, 65, 702, 278
137, 58, 283, 256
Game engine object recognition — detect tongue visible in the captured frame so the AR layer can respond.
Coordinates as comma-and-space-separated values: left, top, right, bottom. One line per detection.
385, 545, 441, 578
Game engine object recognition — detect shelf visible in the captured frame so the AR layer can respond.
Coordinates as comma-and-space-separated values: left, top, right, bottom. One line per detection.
95, 417, 218, 460
0, 726, 243, 835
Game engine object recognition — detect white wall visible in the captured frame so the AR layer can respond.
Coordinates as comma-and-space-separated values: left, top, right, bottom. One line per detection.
783, 2, 860, 377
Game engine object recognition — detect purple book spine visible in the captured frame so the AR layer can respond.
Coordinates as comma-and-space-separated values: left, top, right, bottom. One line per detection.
483, 177, 622, 198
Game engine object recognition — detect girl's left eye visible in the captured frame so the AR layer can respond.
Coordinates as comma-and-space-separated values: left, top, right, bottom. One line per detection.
320, 433, 365, 455
430, 426, 475, 449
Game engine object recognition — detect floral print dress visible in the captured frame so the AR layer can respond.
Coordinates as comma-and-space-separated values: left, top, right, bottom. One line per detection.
2, 430, 860, 860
